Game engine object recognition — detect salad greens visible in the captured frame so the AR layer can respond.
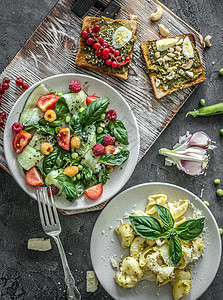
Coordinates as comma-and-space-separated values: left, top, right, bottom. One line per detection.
130, 204, 205, 268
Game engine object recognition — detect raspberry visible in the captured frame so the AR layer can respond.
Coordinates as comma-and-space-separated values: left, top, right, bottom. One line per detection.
12, 122, 23, 133
47, 184, 59, 197
92, 143, 105, 156
103, 134, 115, 146
105, 109, 117, 121
69, 80, 81, 93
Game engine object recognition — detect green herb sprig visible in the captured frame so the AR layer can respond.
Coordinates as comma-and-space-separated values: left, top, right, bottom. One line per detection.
129, 204, 204, 268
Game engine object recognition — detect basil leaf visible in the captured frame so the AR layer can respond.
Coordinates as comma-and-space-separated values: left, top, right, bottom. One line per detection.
99, 148, 130, 166
39, 114, 66, 127
56, 173, 84, 201
55, 97, 69, 114
108, 120, 129, 145
175, 218, 205, 241
80, 97, 109, 125
69, 114, 83, 136
168, 235, 182, 268
160, 230, 171, 239
155, 204, 175, 230
43, 145, 71, 174
23, 124, 55, 136
81, 167, 94, 187
99, 166, 111, 185
129, 216, 164, 239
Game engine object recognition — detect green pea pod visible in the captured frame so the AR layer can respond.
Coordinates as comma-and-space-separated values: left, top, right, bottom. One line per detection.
186, 102, 223, 117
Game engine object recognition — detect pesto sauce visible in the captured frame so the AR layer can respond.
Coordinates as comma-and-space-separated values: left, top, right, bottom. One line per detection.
147, 41, 202, 90
82, 17, 136, 74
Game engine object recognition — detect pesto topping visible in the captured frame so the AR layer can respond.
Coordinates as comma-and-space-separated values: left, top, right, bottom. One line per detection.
147, 38, 202, 91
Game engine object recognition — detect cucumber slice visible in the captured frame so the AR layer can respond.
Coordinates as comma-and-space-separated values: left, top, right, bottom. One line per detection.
82, 150, 102, 173
19, 108, 43, 126
77, 125, 96, 157
17, 145, 44, 170
29, 132, 52, 150
24, 84, 50, 109
63, 90, 87, 114
45, 169, 64, 195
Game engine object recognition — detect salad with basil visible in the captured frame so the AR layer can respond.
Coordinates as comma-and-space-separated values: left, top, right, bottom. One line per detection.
12, 80, 130, 201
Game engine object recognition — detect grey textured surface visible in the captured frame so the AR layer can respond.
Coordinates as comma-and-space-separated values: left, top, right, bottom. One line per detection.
0, 0, 222, 299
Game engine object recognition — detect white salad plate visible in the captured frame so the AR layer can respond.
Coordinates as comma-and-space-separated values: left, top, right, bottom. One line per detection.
91, 182, 222, 300
4, 73, 140, 211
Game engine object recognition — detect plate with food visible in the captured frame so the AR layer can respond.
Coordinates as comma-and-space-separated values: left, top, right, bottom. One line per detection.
4, 74, 139, 211
90, 182, 221, 300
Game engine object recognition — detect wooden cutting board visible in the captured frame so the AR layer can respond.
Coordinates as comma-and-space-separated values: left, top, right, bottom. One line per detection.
0, 0, 205, 213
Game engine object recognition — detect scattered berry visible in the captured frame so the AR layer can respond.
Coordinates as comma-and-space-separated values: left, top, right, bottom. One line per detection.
117, 56, 122, 62
111, 61, 117, 68
81, 30, 88, 39
69, 80, 81, 93
0, 84, 4, 94
22, 82, 29, 90
3, 77, 10, 84
0, 95, 2, 99
102, 42, 109, 48
93, 42, 101, 50
47, 184, 60, 196
15, 77, 24, 86
106, 109, 117, 121
113, 50, 120, 57
125, 56, 131, 62
117, 64, 121, 69
0, 121, 4, 127
12, 122, 23, 133
0, 112, 6, 119
95, 49, 102, 57
102, 54, 109, 60
103, 134, 115, 146
109, 46, 114, 53
93, 24, 100, 33
97, 36, 103, 44
102, 48, 110, 56
106, 59, 112, 66
86, 37, 94, 46
2, 83, 9, 90
92, 143, 105, 156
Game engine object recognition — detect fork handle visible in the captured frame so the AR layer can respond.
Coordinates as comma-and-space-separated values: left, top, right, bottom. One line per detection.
53, 236, 81, 300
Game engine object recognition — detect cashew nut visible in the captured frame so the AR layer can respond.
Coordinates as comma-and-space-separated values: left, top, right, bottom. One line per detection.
166, 71, 175, 80
182, 60, 193, 69
159, 24, 169, 37
204, 35, 212, 47
150, 5, 163, 21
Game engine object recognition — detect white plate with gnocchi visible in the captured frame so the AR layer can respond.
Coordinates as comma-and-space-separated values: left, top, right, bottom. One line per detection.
90, 182, 221, 300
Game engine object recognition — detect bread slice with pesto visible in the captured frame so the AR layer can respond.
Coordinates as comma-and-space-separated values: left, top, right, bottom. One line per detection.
76, 16, 137, 80
141, 34, 205, 99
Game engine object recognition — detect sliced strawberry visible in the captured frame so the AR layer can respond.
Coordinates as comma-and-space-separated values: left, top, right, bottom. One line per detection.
56, 127, 70, 150
84, 183, 103, 199
25, 167, 44, 186
104, 145, 117, 169
37, 94, 60, 112
86, 95, 99, 106
13, 130, 32, 154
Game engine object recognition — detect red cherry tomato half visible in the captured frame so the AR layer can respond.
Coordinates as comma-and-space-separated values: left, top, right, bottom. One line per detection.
104, 145, 117, 169
13, 130, 32, 154
37, 94, 60, 112
56, 127, 71, 150
84, 183, 103, 199
86, 95, 99, 106
25, 167, 44, 186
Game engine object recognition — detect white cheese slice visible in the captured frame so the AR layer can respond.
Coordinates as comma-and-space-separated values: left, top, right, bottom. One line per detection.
86, 270, 98, 292
28, 238, 52, 251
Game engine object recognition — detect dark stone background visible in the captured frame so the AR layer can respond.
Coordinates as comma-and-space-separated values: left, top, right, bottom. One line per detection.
0, 0, 222, 299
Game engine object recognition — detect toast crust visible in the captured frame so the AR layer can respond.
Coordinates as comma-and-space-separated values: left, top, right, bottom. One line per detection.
76, 17, 137, 80
141, 34, 205, 99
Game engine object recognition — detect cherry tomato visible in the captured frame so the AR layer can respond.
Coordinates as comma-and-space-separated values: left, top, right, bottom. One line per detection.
56, 127, 70, 150
37, 94, 60, 112
13, 130, 32, 154
104, 145, 117, 169
25, 167, 44, 186
84, 183, 103, 199
86, 95, 99, 106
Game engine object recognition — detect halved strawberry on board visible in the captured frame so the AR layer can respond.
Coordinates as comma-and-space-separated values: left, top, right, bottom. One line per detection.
56, 127, 71, 150
104, 145, 117, 169
37, 94, 60, 112
86, 95, 99, 106
13, 130, 32, 154
84, 183, 103, 199
25, 167, 44, 186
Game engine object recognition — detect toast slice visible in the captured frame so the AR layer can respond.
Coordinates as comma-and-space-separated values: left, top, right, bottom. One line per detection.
76, 17, 137, 80
141, 34, 205, 99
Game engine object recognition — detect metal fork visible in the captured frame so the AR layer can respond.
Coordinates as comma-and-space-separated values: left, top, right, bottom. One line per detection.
37, 188, 81, 300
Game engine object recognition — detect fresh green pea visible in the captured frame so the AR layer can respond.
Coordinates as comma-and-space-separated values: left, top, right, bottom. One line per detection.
219, 68, 223, 76
78, 165, 83, 171
97, 127, 103, 134
220, 129, 223, 136
200, 99, 205, 106
101, 113, 106, 120
71, 152, 78, 159
79, 107, 85, 113
55, 127, 60, 133
58, 92, 63, 96
105, 108, 109, 113
72, 176, 76, 181
216, 189, 223, 196
219, 228, 223, 235
76, 173, 81, 180
65, 116, 70, 123
214, 178, 220, 184
203, 201, 209, 207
